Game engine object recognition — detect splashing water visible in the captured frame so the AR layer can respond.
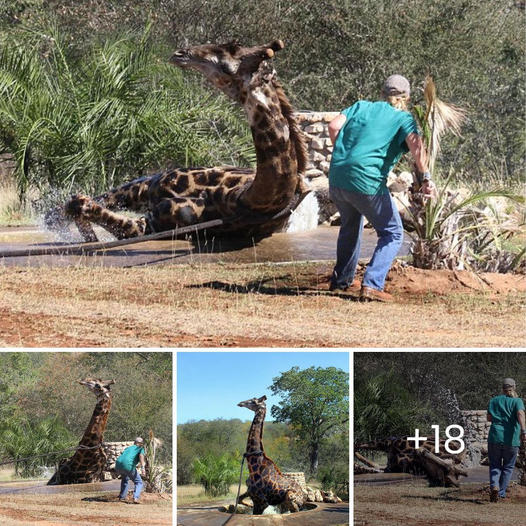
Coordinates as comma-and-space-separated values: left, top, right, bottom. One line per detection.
262, 505, 289, 515
419, 374, 478, 467
286, 192, 320, 233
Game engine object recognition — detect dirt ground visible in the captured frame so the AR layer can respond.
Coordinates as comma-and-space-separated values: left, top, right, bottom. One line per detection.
354, 481, 526, 526
0, 489, 172, 526
0, 261, 524, 347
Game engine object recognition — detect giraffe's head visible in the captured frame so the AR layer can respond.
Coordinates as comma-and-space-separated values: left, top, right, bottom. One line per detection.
79, 378, 115, 401
238, 395, 267, 412
169, 40, 284, 100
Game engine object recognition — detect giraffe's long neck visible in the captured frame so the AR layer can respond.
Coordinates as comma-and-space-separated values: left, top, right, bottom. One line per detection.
246, 405, 266, 454
78, 396, 112, 448
240, 79, 306, 213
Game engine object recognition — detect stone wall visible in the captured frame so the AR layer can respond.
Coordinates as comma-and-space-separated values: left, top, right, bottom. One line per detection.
461, 410, 490, 443
102, 441, 134, 480
295, 111, 338, 188
283, 471, 307, 491
294, 111, 338, 223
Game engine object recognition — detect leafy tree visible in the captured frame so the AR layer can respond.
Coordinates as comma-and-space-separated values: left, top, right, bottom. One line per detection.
269, 366, 349, 474
177, 418, 246, 485
0, 353, 42, 421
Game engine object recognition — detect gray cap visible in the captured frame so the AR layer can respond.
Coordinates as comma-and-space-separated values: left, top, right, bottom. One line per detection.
383, 74, 411, 97
502, 378, 516, 388
135, 437, 144, 444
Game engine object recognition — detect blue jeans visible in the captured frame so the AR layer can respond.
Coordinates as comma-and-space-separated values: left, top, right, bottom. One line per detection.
117, 467, 143, 500
329, 186, 403, 291
488, 442, 519, 497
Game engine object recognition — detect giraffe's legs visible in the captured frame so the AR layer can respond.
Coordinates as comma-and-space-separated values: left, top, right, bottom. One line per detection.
73, 217, 98, 242
65, 195, 148, 241
65, 194, 207, 241
236, 491, 253, 507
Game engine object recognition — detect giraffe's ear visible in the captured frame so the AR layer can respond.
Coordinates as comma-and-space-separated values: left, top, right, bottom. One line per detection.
259, 395, 267, 402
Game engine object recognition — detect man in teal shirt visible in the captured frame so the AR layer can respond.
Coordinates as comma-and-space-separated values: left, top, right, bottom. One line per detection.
116, 437, 147, 504
328, 74, 435, 301
487, 378, 526, 502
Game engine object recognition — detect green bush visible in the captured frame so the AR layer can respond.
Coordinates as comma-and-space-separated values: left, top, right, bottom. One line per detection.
0, 416, 75, 478
192, 452, 241, 497
354, 370, 440, 444
319, 463, 349, 501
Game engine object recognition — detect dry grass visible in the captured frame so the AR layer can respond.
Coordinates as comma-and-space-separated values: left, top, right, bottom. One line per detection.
0, 468, 18, 483
177, 483, 248, 505
0, 181, 35, 226
354, 482, 525, 526
0, 490, 172, 525
0, 262, 524, 347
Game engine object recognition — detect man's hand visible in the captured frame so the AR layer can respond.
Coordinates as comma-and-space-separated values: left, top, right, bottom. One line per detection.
421, 180, 438, 199
521, 431, 526, 444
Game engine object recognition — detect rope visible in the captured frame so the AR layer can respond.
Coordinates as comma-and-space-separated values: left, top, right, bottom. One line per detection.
0, 443, 104, 466
0, 190, 312, 259
0, 219, 224, 258
221, 454, 247, 526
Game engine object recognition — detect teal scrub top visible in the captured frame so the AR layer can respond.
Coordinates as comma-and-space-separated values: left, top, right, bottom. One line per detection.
329, 101, 419, 195
487, 394, 525, 447
115, 445, 145, 472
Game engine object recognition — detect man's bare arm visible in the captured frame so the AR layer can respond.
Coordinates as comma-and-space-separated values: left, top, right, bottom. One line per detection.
405, 133, 428, 174
328, 114, 347, 144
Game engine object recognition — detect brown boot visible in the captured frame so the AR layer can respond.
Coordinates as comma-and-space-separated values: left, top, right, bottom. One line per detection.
329, 279, 361, 294
360, 286, 394, 303
489, 487, 499, 503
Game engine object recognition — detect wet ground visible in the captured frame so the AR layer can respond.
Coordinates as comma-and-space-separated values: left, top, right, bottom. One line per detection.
354, 466, 520, 486
176, 501, 349, 525
0, 225, 410, 268
0, 478, 120, 495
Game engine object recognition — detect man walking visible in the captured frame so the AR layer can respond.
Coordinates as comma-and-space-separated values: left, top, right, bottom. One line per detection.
116, 437, 147, 504
487, 378, 526, 502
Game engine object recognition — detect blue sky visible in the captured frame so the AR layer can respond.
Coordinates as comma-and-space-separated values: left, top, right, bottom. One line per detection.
176, 351, 350, 424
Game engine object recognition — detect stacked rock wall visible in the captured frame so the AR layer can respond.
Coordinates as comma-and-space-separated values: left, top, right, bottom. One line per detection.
102, 441, 134, 479
283, 471, 307, 491
461, 410, 490, 443
295, 111, 338, 185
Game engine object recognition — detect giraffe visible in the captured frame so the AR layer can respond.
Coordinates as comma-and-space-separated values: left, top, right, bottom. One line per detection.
47, 378, 114, 485
355, 436, 468, 487
44, 39, 309, 243
236, 395, 306, 514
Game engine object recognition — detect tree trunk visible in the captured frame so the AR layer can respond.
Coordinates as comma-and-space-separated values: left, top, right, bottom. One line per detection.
309, 444, 319, 474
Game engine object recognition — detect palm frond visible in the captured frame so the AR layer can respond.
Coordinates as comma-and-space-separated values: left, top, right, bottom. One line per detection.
424, 76, 467, 174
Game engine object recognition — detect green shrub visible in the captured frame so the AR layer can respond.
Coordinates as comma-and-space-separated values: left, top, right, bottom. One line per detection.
354, 370, 439, 444
0, 416, 75, 478
318, 463, 349, 501
192, 452, 241, 497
